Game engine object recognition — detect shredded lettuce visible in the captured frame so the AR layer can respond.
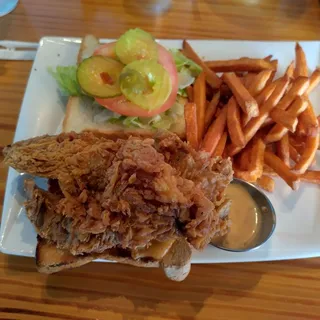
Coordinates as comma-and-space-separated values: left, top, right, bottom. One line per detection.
170, 49, 202, 76
48, 66, 82, 96
104, 98, 185, 130
107, 115, 148, 129
123, 117, 149, 129
178, 67, 195, 90
178, 88, 187, 97
108, 115, 126, 124
151, 116, 173, 130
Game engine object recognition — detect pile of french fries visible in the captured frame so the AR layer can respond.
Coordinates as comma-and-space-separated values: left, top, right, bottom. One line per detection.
183, 41, 320, 192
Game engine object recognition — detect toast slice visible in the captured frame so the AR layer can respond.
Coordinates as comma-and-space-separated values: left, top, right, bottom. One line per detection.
36, 237, 159, 274
36, 237, 97, 273
62, 35, 186, 138
36, 237, 192, 281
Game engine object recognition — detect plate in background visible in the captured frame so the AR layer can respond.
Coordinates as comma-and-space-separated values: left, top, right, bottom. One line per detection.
1, 37, 320, 262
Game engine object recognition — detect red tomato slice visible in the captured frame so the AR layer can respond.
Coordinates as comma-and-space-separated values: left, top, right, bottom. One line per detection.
94, 43, 178, 117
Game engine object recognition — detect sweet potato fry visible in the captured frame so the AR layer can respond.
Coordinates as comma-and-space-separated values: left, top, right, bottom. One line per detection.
229, 76, 290, 156
241, 115, 252, 129
298, 99, 319, 137
206, 58, 276, 73
233, 139, 265, 182
223, 72, 259, 118
294, 43, 308, 78
287, 95, 309, 115
253, 125, 273, 142
266, 60, 278, 85
255, 80, 278, 106
241, 72, 256, 88
247, 70, 273, 97
183, 40, 221, 89
227, 98, 245, 147
241, 70, 273, 126
184, 102, 199, 150
215, 107, 223, 118
265, 143, 275, 153
204, 91, 220, 130
289, 135, 306, 154
276, 76, 309, 110
186, 86, 193, 102
264, 151, 300, 190
305, 68, 320, 95
212, 132, 228, 157
300, 170, 320, 184
265, 96, 309, 143
234, 168, 258, 183
296, 120, 307, 136
201, 106, 228, 156
249, 138, 266, 178
285, 60, 295, 79
289, 144, 301, 163
193, 72, 206, 141
261, 117, 274, 128
256, 175, 275, 192
293, 133, 319, 174
269, 107, 298, 132
238, 148, 252, 171
264, 55, 273, 62
263, 164, 278, 177
277, 134, 290, 167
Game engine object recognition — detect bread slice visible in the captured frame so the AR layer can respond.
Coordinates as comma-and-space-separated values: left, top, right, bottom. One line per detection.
62, 96, 186, 138
36, 237, 159, 274
36, 237, 97, 273
62, 35, 186, 138
63, 96, 156, 137
77, 34, 99, 64
36, 237, 192, 281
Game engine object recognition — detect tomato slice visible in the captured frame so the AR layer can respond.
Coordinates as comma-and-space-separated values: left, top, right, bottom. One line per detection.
93, 42, 117, 59
94, 43, 178, 117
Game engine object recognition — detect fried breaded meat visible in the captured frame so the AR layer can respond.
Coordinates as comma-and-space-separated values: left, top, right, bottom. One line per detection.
3, 131, 233, 256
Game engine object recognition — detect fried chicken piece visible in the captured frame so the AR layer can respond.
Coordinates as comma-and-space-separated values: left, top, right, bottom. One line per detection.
4, 131, 233, 254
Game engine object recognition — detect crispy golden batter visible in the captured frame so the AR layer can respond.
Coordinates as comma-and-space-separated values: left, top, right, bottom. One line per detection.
4, 131, 233, 254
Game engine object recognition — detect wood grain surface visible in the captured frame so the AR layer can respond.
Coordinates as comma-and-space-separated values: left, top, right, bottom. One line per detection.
0, 0, 320, 319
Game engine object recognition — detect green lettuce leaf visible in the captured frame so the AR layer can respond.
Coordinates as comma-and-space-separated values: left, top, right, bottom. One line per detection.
177, 88, 188, 97
123, 117, 149, 129
105, 99, 185, 130
48, 66, 82, 96
170, 49, 202, 76
107, 115, 126, 124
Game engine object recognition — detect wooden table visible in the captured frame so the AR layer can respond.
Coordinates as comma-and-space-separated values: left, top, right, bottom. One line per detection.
0, 1, 320, 319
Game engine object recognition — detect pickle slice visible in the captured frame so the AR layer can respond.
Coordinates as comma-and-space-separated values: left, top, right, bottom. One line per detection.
119, 59, 171, 110
77, 56, 124, 98
115, 28, 158, 65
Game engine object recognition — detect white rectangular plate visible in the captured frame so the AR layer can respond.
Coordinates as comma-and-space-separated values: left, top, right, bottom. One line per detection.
1, 37, 320, 263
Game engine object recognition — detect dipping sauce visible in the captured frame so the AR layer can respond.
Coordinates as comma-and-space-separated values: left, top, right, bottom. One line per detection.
216, 183, 262, 251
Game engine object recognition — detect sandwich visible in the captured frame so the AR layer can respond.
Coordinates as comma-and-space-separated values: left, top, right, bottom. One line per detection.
49, 29, 203, 138
3, 29, 233, 281
4, 131, 232, 281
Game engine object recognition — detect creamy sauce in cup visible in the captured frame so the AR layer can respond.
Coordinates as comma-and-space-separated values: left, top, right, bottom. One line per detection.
222, 183, 262, 250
